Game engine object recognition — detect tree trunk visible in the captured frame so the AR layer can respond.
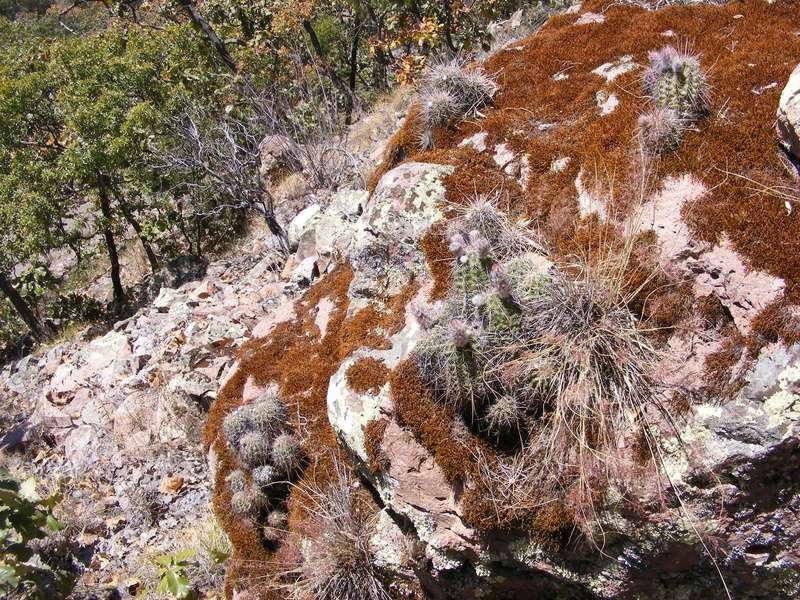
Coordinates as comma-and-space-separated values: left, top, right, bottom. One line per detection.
348, 13, 361, 97
176, 0, 237, 71
97, 176, 125, 312
111, 185, 160, 274
0, 271, 45, 339
302, 19, 359, 120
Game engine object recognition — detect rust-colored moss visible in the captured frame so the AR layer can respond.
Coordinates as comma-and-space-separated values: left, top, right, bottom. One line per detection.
529, 503, 575, 551
420, 223, 453, 301
363, 418, 390, 473
339, 304, 392, 359
346, 357, 389, 394
338, 281, 419, 359
205, 265, 355, 595
703, 326, 748, 401
389, 358, 487, 483
696, 294, 731, 329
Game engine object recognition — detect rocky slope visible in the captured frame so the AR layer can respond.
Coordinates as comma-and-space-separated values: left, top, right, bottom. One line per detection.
3, 1, 800, 599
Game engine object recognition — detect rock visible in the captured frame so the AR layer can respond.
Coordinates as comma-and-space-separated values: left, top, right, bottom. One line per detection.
592, 55, 637, 82
575, 169, 607, 220
259, 134, 304, 180
287, 203, 321, 251
329, 189, 368, 219
153, 287, 182, 313
692, 240, 785, 335
347, 162, 453, 300
167, 371, 215, 399
777, 62, 800, 161
63, 425, 97, 468
596, 89, 619, 115
291, 256, 319, 286
251, 299, 296, 338
575, 11, 604, 25
159, 474, 185, 495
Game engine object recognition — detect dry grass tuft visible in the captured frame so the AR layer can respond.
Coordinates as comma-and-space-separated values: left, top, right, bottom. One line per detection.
270, 460, 390, 600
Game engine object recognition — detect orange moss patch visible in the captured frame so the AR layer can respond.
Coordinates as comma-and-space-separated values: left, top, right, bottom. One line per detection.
363, 418, 390, 472
338, 281, 419, 359
529, 503, 575, 551
346, 357, 389, 394
390, 358, 489, 483
420, 223, 453, 301
205, 265, 354, 594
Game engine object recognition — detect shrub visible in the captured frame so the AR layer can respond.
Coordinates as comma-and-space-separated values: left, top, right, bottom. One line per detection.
643, 45, 708, 118
417, 59, 497, 149
0, 473, 75, 599
280, 462, 390, 600
154, 549, 196, 599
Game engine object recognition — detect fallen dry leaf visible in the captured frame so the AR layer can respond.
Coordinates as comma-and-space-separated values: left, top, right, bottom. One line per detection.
159, 474, 185, 495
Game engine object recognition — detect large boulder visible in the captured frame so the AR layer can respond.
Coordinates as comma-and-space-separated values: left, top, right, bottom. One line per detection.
777, 62, 800, 162
347, 162, 453, 301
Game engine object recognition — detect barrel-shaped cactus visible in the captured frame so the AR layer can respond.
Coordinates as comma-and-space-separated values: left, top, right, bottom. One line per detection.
643, 46, 708, 118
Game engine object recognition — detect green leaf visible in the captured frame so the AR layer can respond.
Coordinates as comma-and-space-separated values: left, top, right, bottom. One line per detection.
44, 514, 62, 532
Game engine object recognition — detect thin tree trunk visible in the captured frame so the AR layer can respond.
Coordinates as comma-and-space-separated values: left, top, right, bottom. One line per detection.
0, 271, 45, 339
348, 13, 361, 97
176, 0, 237, 71
97, 176, 125, 312
302, 19, 358, 120
110, 185, 160, 274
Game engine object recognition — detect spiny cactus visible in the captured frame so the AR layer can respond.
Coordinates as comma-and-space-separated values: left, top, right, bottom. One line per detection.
484, 395, 523, 435
270, 433, 303, 475
418, 90, 459, 150
222, 409, 251, 449
450, 230, 492, 300
503, 255, 551, 301
643, 46, 708, 118
248, 391, 288, 437
231, 484, 269, 518
637, 107, 687, 154
252, 464, 279, 487
423, 60, 498, 113
449, 196, 542, 261
239, 431, 271, 468
226, 469, 247, 494
263, 509, 288, 542
417, 59, 497, 150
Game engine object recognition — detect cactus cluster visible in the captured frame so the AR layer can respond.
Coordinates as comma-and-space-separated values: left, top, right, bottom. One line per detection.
415, 197, 657, 458
639, 45, 708, 154
417, 59, 498, 150
222, 389, 304, 529
416, 199, 550, 432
